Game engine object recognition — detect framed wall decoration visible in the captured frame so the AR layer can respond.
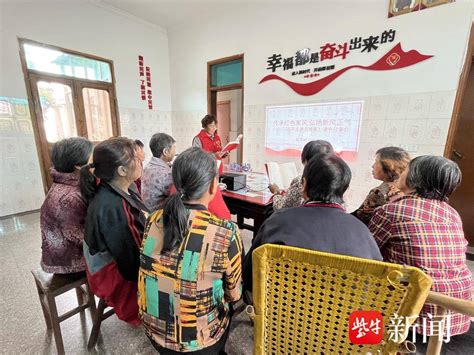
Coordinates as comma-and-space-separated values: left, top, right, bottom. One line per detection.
420, 0, 455, 10
388, 0, 421, 17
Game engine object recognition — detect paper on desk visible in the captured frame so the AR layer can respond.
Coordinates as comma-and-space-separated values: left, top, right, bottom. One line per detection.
243, 192, 260, 198
231, 190, 260, 198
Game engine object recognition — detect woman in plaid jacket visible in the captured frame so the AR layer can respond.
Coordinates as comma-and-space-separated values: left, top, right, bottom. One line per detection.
369, 155, 472, 337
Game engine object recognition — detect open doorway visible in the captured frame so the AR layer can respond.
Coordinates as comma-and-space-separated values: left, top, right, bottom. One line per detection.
207, 54, 244, 164
217, 89, 242, 164
445, 24, 474, 249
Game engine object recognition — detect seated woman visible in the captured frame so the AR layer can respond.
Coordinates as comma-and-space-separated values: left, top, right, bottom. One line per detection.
369, 155, 472, 337
269, 140, 334, 210
353, 146, 410, 225
142, 131, 231, 219
139, 147, 243, 354
142, 132, 176, 211
40, 137, 93, 274
244, 153, 382, 293
81, 137, 150, 325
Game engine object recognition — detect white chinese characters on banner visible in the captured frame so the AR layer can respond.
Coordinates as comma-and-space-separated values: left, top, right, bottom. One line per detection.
265, 101, 363, 156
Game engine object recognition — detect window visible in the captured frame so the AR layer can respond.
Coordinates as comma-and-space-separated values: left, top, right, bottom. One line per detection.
24, 43, 112, 82
211, 59, 243, 87
36, 81, 77, 142
19, 38, 120, 189
82, 87, 114, 141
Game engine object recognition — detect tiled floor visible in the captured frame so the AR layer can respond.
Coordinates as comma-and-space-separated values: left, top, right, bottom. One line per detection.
0, 212, 253, 355
0, 212, 472, 354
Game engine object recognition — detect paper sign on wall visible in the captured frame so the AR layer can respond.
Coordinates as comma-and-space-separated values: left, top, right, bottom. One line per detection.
265, 101, 363, 158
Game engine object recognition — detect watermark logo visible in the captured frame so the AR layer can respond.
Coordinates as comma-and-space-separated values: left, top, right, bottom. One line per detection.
349, 311, 452, 345
349, 311, 383, 344
387, 313, 452, 344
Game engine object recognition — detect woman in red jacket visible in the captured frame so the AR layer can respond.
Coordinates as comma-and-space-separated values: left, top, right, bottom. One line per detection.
192, 114, 228, 173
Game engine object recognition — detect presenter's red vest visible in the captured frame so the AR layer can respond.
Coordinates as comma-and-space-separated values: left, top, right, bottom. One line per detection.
196, 129, 222, 153
196, 130, 224, 174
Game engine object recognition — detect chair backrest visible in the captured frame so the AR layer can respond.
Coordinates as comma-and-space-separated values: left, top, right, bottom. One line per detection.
252, 245, 433, 354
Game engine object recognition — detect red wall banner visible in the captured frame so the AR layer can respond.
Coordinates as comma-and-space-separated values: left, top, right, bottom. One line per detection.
138, 55, 153, 109
259, 43, 433, 96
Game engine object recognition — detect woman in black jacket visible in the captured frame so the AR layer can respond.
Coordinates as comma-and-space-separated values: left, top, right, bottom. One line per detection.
81, 137, 150, 325
243, 153, 382, 293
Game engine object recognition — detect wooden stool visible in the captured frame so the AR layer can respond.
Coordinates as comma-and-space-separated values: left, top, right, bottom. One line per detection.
31, 268, 97, 355
87, 298, 115, 349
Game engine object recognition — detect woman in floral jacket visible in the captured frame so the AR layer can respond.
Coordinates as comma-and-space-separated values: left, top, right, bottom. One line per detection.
40, 137, 93, 274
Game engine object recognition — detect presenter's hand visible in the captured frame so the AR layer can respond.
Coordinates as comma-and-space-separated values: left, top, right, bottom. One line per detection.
268, 183, 281, 194
216, 151, 229, 159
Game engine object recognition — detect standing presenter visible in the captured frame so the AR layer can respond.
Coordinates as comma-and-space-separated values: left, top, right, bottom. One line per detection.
192, 114, 229, 173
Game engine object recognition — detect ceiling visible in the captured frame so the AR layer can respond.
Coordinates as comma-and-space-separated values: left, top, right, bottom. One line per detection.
3, 0, 472, 31
95, 0, 383, 31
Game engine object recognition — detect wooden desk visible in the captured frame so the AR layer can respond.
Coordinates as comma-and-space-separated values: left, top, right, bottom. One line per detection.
221, 172, 274, 237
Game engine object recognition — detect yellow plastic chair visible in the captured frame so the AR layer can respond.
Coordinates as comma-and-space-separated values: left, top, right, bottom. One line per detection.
249, 245, 433, 354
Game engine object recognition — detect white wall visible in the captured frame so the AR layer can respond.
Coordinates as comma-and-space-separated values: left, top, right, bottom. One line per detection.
0, 1, 172, 216
168, 1, 472, 210
1, 1, 472, 216
1, 1, 172, 110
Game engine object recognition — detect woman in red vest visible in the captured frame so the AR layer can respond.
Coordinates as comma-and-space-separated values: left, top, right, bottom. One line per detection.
192, 114, 228, 173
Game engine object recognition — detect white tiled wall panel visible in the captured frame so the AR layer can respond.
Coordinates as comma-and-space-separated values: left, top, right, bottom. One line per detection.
0, 97, 44, 217
119, 107, 173, 164
171, 110, 206, 154
1, 90, 456, 216
237, 90, 455, 211
0, 98, 172, 217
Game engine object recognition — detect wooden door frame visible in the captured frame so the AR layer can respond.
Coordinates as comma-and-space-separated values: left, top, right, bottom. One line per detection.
207, 54, 244, 164
444, 24, 474, 158
18, 37, 121, 192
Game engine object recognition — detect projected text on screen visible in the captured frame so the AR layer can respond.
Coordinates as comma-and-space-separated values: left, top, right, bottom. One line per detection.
265, 101, 363, 157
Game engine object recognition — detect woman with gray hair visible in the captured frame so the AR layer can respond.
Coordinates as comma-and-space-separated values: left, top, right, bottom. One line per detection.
142, 132, 176, 211
369, 155, 472, 338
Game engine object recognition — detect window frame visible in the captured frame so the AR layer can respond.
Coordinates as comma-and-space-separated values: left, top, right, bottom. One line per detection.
18, 37, 121, 191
